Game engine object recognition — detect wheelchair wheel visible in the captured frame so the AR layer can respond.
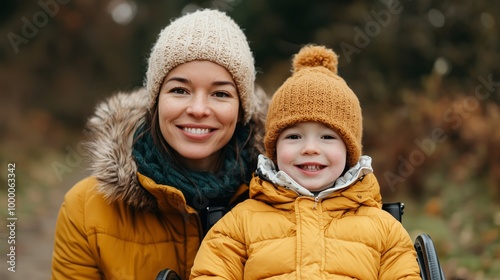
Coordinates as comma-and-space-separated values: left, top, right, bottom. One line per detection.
414, 234, 446, 280
156, 268, 181, 280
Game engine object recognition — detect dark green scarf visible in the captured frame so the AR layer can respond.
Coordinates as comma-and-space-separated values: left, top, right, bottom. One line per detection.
132, 123, 252, 211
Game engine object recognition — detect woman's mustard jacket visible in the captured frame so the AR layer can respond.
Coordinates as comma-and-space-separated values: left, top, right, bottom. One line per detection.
51, 89, 257, 280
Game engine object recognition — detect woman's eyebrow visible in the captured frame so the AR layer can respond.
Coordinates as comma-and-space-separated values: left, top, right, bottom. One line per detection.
164, 77, 235, 88
164, 77, 190, 84
212, 81, 236, 88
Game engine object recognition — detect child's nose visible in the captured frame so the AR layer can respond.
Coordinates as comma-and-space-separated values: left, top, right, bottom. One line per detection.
301, 139, 320, 155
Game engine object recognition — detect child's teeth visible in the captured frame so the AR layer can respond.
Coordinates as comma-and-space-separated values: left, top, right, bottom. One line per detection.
303, 165, 320, 171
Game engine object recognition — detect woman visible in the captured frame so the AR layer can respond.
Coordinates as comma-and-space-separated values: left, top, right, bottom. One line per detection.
51, 9, 268, 280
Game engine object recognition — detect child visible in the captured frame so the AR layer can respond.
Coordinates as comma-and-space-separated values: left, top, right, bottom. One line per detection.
190, 45, 422, 279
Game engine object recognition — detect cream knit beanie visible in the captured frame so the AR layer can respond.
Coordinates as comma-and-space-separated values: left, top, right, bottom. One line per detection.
264, 45, 363, 168
145, 9, 256, 124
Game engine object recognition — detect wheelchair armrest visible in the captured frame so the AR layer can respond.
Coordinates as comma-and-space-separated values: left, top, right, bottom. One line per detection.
382, 202, 404, 222
414, 233, 446, 280
156, 269, 181, 280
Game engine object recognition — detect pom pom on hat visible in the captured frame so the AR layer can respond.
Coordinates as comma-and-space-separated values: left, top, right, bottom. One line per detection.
292, 45, 338, 75
264, 44, 363, 168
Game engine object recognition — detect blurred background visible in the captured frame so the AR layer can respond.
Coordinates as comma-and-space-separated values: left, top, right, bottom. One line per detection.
1, 0, 499, 279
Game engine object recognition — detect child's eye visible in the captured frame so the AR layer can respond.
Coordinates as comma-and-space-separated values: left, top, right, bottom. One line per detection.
213, 91, 231, 98
322, 135, 336, 139
285, 134, 301, 140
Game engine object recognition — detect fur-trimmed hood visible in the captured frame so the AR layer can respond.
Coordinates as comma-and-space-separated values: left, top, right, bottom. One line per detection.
83, 87, 268, 212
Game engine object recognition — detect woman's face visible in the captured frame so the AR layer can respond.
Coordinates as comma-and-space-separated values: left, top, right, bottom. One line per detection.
157, 60, 240, 171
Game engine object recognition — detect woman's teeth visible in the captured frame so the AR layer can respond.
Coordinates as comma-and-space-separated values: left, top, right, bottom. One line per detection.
184, 127, 210, 135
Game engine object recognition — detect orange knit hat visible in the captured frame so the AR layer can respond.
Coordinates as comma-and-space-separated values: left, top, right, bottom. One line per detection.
264, 45, 363, 168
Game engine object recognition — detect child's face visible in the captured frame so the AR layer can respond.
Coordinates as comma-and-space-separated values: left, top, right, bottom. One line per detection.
276, 122, 347, 192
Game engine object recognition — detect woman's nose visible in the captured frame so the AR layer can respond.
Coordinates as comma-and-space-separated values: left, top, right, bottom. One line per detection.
186, 94, 210, 118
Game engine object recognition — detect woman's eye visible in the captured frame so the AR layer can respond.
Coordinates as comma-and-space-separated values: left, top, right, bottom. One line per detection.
170, 87, 187, 94
213, 91, 230, 98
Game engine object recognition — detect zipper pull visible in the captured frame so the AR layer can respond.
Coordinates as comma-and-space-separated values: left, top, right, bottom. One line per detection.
313, 196, 319, 210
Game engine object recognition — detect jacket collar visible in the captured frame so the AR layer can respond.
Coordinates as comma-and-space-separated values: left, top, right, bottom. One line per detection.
256, 154, 373, 198
253, 155, 382, 210
84, 88, 159, 211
